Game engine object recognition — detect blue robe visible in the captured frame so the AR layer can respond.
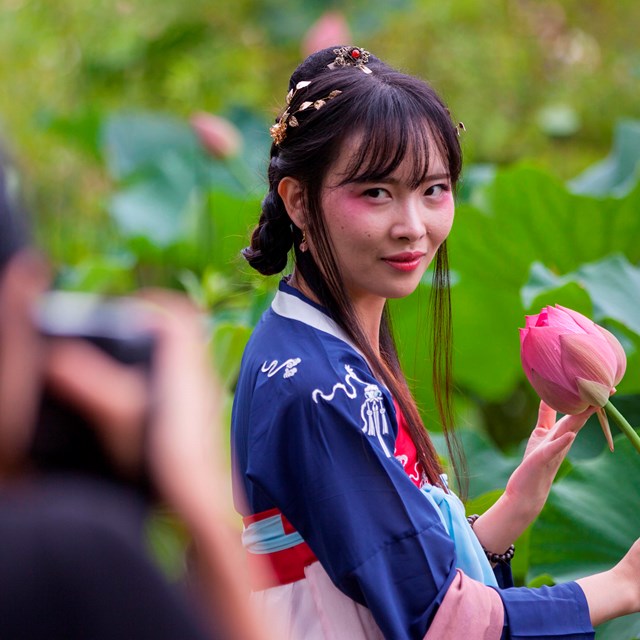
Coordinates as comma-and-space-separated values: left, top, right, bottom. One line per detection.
232, 280, 594, 640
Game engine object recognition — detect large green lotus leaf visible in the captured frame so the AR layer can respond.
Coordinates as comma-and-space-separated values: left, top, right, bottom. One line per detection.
391, 267, 518, 412
594, 616, 640, 640
102, 112, 201, 180
456, 429, 521, 498
104, 111, 265, 251
522, 255, 640, 335
568, 119, 640, 198
430, 429, 521, 500
108, 155, 203, 247
449, 274, 525, 399
530, 432, 640, 638
529, 432, 640, 582
521, 263, 594, 314
448, 166, 640, 401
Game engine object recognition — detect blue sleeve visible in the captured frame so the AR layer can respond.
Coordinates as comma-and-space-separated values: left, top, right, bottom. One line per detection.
499, 582, 594, 640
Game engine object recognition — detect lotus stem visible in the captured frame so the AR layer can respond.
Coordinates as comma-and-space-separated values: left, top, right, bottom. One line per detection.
605, 400, 640, 455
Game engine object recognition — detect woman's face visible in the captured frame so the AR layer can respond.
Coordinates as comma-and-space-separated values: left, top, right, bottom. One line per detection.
318, 135, 455, 315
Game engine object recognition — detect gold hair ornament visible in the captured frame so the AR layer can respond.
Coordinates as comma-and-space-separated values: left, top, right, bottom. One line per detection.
270, 80, 342, 146
327, 46, 372, 74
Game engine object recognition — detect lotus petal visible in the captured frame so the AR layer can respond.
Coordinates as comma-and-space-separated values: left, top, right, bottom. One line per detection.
524, 314, 541, 329
522, 327, 577, 390
528, 369, 589, 415
560, 334, 616, 389
545, 305, 586, 334
595, 326, 627, 385
555, 305, 601, 336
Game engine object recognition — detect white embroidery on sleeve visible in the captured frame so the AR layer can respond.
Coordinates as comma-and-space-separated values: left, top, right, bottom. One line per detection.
261, 358, 301, 379
311, 364, 364, 402
312, 365, 392, 457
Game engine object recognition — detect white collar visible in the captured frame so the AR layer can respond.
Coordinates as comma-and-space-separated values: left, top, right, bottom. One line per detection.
271, 288, 365, 358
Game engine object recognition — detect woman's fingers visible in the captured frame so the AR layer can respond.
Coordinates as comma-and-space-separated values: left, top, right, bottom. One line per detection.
552, 406, 597, 438
541, 430, 575, 461
536, 401, 557, 431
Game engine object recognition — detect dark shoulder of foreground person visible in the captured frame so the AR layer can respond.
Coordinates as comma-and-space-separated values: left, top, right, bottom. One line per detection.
0, 475, 217, 640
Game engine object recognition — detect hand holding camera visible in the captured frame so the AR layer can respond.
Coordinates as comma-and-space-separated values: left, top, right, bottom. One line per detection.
33, 289, 222, 509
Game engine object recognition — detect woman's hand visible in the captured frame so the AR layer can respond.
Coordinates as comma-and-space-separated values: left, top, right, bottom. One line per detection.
43, 290, 222, 501
503, 401, 595, 519
470, 401, 595, 558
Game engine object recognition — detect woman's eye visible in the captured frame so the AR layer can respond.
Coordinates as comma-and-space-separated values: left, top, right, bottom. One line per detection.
363, 188, 390, 199
425, 183, 450, 197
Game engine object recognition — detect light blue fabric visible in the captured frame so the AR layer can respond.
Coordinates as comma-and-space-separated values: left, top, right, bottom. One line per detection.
420, 477, 498, 587
242, 514, 305, 554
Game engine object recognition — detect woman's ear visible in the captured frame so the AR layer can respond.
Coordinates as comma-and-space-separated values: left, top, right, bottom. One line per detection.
277, 177, 305, 230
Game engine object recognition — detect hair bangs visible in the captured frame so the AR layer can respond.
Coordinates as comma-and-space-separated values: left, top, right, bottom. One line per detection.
336, 91, 451, 190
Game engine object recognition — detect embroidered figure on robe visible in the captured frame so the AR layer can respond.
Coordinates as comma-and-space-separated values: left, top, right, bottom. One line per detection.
361, 384, 391, 457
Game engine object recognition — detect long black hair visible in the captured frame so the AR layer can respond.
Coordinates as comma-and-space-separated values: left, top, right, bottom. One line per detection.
243, 47, 465, 491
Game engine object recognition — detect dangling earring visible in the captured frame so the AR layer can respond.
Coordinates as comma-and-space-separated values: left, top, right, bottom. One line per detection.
299, 227, 308, 252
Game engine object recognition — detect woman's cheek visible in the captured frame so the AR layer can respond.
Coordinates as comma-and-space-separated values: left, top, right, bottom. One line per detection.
433, 210, 454, 245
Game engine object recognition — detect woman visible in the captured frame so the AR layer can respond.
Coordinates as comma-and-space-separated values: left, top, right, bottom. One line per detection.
231, 46, 640, 639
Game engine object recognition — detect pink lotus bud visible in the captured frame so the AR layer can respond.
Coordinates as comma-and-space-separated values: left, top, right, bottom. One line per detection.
190, 113, 242, 159
301, 11, 352, 57
520, 305, 627, 416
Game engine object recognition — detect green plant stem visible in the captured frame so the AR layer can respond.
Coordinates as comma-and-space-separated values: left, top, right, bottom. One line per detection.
605, 400, 640, 454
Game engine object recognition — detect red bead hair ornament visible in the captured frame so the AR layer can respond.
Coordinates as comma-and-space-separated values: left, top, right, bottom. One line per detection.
327, 46, 372, 74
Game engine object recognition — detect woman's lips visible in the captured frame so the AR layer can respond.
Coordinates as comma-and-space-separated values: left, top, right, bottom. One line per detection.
381, 252, 425, 272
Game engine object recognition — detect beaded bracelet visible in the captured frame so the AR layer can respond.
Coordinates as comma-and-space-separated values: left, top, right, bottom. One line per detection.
466, 514, 515, 564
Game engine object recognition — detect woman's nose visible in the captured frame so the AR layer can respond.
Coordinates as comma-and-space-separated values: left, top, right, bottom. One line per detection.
391, 199, 426, 242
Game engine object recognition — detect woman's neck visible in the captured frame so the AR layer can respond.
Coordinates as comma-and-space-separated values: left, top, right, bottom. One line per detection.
288, 269, 384, 354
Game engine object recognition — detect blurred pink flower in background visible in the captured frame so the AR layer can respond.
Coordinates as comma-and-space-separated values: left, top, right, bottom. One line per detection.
520, 304, 627, 450
301, 11, 352, 57
190, 113, 242, 159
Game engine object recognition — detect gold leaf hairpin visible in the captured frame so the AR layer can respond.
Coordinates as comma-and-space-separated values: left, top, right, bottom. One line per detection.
270, 82, 343, 146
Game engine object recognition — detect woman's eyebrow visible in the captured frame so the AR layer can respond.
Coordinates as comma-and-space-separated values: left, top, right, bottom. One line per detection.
348, 172, 451, 185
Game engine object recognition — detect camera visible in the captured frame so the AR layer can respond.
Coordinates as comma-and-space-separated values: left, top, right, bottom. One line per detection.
30, 291, 156, 495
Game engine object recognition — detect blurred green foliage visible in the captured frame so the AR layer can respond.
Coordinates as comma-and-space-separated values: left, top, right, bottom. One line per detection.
1, 0, 639, 262
2, 2, 640, 637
